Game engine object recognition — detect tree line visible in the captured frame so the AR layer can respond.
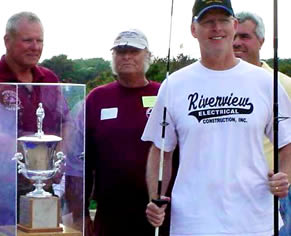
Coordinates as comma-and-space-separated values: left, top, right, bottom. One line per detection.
40, 54, 291, 94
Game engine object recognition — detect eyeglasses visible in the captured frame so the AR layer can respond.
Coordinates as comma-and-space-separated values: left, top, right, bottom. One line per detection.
197, 16, 234, 28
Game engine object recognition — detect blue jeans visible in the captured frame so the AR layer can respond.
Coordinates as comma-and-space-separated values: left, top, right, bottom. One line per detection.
280, 188, 291, 236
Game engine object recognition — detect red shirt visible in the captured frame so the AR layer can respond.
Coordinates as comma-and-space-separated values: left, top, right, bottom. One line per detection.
0, 55, 59, 83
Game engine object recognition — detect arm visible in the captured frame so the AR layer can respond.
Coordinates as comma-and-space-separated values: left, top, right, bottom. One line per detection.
146, 144, 173, 200
146, 144, 172, 227
279, 143, 291, 183
268, 143, 291, 198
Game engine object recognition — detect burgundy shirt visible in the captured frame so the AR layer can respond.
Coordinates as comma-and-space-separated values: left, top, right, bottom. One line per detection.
86, 80, 160, 235
0, 55, 59, 83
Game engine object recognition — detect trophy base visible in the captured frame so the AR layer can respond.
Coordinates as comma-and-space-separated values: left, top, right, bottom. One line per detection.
19, 196, 62, 232
26, 188, 52, 198
18, 224, 63, 233
17, 224, 82, 236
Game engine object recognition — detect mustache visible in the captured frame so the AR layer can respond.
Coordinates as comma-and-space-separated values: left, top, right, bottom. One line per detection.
233, 44, 242, 49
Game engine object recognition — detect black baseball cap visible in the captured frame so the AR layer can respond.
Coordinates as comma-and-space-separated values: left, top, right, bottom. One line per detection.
192, 0, 234, 22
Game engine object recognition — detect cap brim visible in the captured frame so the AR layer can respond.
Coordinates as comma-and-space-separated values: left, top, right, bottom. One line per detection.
195, 5, 233, 21
111, 42, 146, 50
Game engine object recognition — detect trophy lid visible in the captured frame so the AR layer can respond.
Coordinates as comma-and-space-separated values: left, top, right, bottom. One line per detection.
18, 134, 62, 143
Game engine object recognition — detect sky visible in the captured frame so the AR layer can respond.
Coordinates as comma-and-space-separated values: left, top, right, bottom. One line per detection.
0, 0, 290, 62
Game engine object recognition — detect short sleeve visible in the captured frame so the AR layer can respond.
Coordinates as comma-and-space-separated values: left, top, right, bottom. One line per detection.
142, 80, 178, 152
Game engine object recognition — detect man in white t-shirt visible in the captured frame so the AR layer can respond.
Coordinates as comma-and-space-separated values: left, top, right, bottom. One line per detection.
142, 0, 291, 235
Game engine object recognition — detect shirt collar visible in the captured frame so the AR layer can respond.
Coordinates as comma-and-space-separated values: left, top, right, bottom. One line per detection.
0, 55, 45, 83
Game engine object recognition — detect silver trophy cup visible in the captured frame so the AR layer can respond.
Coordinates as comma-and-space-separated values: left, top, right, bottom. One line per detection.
12, 103, 65, 198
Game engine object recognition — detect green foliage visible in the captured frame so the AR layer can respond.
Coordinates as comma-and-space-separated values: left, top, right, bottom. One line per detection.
86, 71, 115, 94
72, 58, 112, 84
171, 54, 197, 73
146, 57, 167, 82
40, 55, 112, 85
146, 53, 197, 82
41, 54, 74, 82
264, 58, 291, 77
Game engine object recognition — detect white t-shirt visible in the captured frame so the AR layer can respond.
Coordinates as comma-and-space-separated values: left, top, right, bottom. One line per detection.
142, 60, 291, 236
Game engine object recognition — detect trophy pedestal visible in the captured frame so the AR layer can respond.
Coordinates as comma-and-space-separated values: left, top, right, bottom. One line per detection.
18, 224, 82, 236
18, 196, 62, 233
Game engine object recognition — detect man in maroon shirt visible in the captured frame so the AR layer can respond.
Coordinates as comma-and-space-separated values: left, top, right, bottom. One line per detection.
85, 29, 168, 235
0, 12, 62, 225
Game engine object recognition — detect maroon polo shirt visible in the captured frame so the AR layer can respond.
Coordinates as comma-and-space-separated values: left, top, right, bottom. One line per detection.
0, 55, 59, 83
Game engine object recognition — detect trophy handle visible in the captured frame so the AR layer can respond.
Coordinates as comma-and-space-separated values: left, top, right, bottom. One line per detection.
54, 152, 65, 173
12, 152, 27, 175
78, 152, 85, 160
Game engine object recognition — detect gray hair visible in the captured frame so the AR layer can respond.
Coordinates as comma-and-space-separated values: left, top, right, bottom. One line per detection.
6, 11, 43, 35
111, 49, 152, 75
235, 11, 265, 40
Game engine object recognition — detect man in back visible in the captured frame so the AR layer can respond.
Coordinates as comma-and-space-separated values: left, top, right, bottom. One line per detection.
233, 11, 291, 236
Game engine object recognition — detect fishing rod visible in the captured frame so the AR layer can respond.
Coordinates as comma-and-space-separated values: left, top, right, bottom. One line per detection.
151, 0, 174, 235
273, 0, 279, 235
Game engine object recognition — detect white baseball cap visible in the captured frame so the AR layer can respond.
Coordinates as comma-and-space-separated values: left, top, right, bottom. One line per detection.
111, 29, 149, 50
